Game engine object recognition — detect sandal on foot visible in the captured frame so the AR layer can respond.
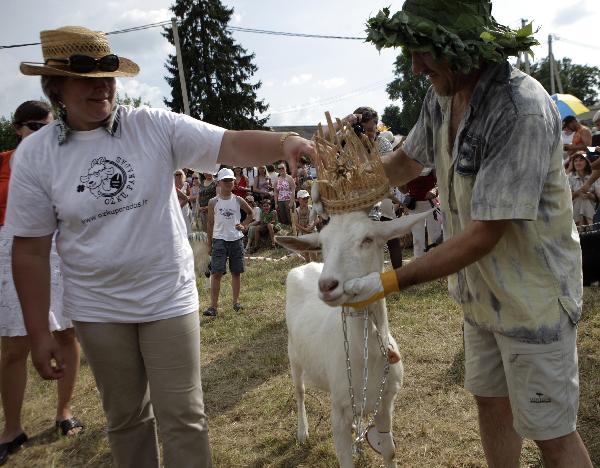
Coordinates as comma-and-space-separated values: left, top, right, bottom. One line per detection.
233, 303, 244, 312
0, 433, 28, 465
203, 306, 217, 317
56, 417, 84, 436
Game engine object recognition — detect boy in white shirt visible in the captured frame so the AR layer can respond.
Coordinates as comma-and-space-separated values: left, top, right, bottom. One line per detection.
204, 168, 254, 317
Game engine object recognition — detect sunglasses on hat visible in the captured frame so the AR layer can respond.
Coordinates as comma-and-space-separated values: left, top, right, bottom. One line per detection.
46, 54, 120, 73
21, 121, 47, 131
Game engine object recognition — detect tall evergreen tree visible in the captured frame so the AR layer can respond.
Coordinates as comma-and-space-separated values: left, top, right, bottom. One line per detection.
385, 52, 430, 135
163, 0, 269, 129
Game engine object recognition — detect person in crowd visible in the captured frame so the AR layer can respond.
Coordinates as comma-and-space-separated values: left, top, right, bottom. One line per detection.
175, 169, 193, 235
243, 167, 256, 188
294, 189, 314, 235
379, 189, 406, 268
323, 107, 393, 154
346, 2, 592, 466
563, 116, 592, 158
591, 111, 600, 153
246, 197, 279, 254
245, 195, 261, 223
267, 164, 279, 189
232, 166, 250, 198
189, 173, 201, 229
7, 26, 313, 468
196, 172, 218, 233
204, 168, 254, 317
252, 165, 272, 202
567, 152, 598, 226
274, 162, 295, 226
0, 100, 84, 466
406, 168, 443, 257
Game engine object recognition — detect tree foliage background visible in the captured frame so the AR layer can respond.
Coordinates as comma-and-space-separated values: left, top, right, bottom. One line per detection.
383, 52, 429, 135
528, 57, 600, 106
163, 0, 268, 129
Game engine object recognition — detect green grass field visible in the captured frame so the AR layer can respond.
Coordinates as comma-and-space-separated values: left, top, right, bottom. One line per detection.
3, 250, 599, 467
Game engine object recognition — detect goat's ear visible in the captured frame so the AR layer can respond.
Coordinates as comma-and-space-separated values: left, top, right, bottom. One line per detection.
275, 232, 321, 253
378, 210, 434, 241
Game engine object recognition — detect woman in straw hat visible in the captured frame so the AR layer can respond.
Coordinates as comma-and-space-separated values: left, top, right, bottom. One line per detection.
0, 100, 83, 466
7, 26, 313, 468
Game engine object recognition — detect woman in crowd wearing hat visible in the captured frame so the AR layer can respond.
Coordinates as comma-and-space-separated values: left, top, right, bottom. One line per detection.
0, 100, 83, 466
6, 26, 313, 468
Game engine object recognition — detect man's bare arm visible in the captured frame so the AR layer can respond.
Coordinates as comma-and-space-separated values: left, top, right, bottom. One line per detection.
395, 219, 510, 289
381, 148, 424, 187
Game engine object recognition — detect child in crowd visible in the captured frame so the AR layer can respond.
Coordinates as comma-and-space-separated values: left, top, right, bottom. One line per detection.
246, 198, 279, 254
204, 168, 254, 317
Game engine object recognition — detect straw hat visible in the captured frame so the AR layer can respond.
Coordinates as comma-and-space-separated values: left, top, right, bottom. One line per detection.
20, 26, 139, 78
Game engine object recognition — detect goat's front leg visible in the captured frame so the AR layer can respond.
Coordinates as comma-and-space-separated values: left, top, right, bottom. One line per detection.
331, 403, 355, 468
290, 359, 308, 443
372, 387, 398, 468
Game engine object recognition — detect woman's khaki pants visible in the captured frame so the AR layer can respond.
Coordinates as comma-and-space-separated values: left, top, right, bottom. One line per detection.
74, 312, 212, 468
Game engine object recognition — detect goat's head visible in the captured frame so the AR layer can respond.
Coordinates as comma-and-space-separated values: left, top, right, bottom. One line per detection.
276, 210, 430, 306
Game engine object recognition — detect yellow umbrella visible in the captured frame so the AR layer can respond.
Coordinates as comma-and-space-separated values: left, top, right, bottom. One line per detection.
550, 94, 590, 119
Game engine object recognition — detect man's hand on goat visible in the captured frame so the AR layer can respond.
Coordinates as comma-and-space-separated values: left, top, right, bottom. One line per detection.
343, 271, 400, 309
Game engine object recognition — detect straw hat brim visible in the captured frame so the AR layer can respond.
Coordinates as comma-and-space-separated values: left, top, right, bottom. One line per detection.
20, 56, 139, 78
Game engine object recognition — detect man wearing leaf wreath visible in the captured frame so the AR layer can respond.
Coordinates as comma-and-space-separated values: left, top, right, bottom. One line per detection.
341, 1, 593, 466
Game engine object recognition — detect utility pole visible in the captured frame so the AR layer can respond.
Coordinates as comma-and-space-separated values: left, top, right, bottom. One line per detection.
549, 34, 555, 95
521, 19, 531, 74
548, 34, 564, 95
172, 17, 191, 116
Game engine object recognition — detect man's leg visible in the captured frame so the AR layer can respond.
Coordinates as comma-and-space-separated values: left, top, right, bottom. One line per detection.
535, 432, 592, 468
141, 313, 212, 468
74, 321, 159, 468
475, 396, 522, 468
464, 320, 522, 467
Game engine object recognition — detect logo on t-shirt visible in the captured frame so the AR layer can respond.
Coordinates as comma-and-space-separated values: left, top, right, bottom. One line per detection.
219, 207, 236, 219
77, 156, 135, 204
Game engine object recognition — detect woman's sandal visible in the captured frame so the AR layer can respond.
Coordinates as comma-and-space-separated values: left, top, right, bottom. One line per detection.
55, 417, 84, 436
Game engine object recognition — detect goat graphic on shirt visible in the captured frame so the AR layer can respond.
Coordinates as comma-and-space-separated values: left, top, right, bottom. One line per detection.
77, 156, 135, 204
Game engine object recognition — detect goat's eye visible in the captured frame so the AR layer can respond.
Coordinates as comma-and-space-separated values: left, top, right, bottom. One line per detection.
361, 237, 373, 247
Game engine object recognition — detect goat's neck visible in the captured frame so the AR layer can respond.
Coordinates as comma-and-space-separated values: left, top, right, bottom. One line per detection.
367, 299, 390, 340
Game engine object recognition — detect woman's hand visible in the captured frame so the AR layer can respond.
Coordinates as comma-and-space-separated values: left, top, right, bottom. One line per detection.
30, 333, 65, 380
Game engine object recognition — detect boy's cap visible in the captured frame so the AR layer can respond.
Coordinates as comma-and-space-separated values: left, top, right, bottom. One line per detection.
217, 168, 235, 181
297, 189, 310, 198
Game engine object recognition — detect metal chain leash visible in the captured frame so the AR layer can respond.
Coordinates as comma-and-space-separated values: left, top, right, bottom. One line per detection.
341, 306, 392, 455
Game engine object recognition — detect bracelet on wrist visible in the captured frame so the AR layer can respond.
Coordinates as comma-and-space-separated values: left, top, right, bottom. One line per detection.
280, 132, 300, 157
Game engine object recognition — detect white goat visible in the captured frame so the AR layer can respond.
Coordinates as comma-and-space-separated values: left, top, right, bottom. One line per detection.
276, 210, 429, 468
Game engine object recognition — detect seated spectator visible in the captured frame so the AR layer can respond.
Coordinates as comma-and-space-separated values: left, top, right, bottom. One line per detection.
295, 190, 315, 235
568, 152, 598, 226
246, 195, 261, 221
246, 198, 279, 253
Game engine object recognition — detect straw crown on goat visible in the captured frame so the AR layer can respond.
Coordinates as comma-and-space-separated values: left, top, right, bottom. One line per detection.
313, 112, 390, 214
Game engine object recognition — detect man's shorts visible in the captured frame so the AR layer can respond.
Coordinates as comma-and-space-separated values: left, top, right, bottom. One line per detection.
463, 311, 579, 441
211, 238, 245, 274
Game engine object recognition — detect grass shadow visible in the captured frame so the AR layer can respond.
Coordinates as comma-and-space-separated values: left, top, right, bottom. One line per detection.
202, 319, 289, 415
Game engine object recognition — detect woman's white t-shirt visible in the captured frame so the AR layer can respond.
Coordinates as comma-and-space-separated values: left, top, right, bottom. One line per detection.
4, 106, 224, 323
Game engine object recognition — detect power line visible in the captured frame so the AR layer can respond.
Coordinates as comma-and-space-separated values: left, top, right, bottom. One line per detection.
262, 80, 389, 116
0, 20, 365, 50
